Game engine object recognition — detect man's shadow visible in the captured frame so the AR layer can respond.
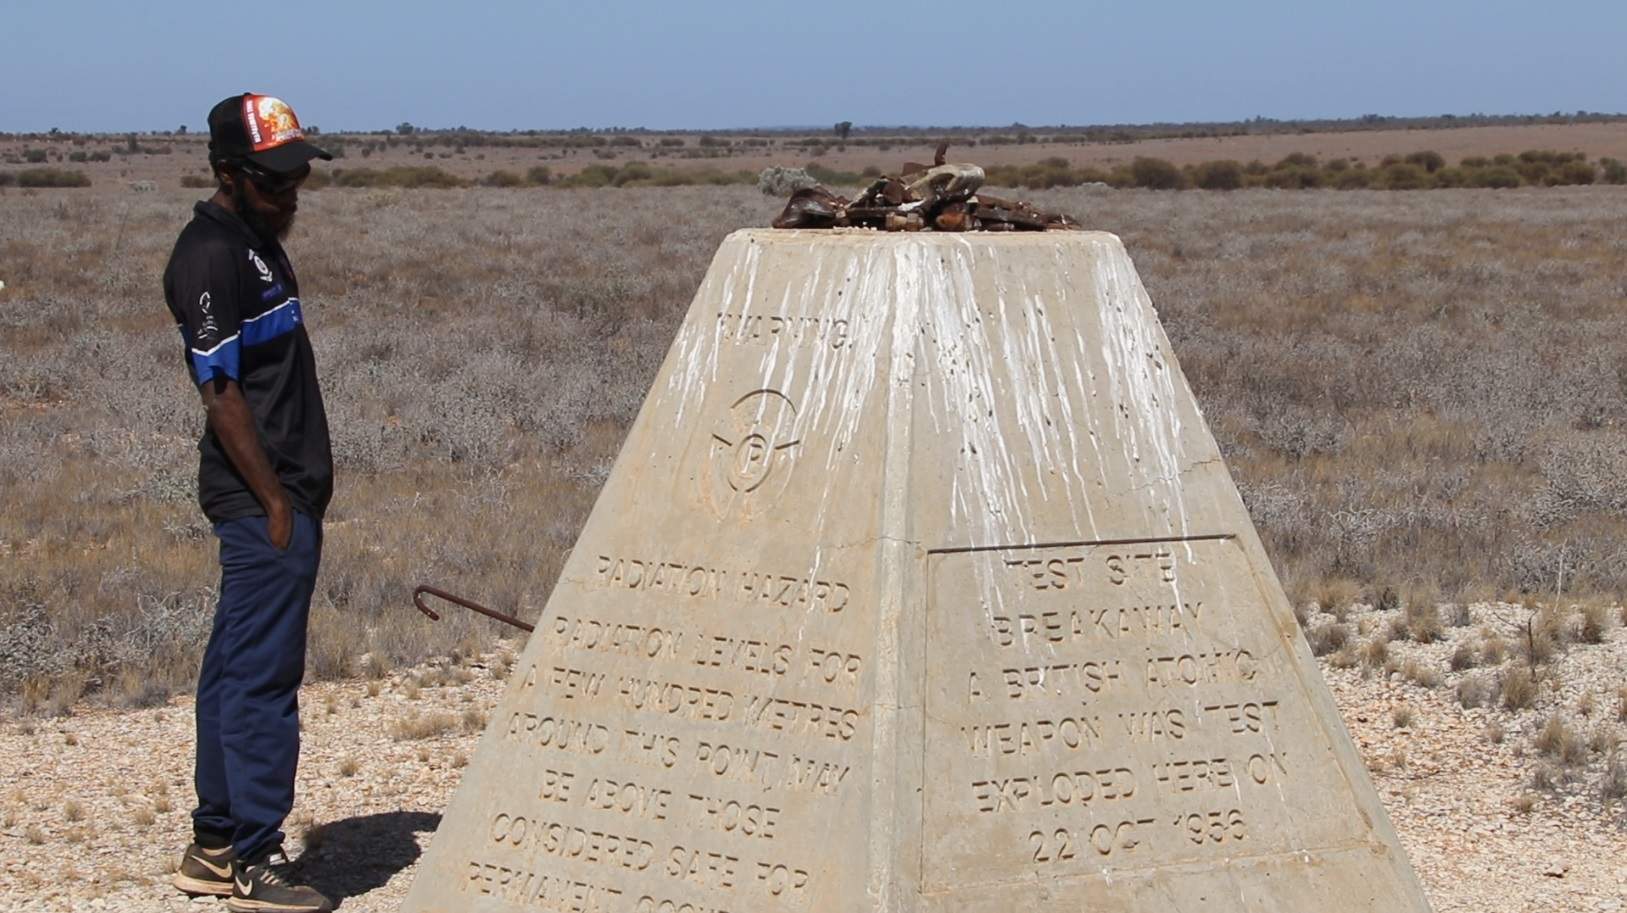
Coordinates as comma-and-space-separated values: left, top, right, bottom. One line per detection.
297, 810, 441, 905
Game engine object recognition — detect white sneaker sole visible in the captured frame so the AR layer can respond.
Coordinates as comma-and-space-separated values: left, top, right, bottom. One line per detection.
226, 896, 331, 913
171, 871, 233, 897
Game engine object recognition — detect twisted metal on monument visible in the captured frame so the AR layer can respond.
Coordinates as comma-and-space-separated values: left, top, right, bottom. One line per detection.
401, 226, 1434, 913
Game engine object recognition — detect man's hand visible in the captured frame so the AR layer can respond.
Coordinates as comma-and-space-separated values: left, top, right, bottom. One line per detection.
201, 377, 293, 541
267, 501, 293, 551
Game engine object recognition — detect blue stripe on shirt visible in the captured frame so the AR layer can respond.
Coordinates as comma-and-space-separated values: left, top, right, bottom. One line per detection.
241, 298, 302, 347
189, 335, 241, 383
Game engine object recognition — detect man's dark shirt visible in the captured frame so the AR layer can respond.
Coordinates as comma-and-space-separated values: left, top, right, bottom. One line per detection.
163, 201, 333, 523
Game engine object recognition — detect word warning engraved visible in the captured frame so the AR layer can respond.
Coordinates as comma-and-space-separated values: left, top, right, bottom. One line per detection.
921, 537, 1371, 891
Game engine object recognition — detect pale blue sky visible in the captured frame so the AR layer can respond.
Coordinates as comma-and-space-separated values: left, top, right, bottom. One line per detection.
3, 0, 1623, 132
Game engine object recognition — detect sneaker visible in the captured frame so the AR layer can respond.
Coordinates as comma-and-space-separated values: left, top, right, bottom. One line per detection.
172, 842, 235, 897
227, 849, 333, 913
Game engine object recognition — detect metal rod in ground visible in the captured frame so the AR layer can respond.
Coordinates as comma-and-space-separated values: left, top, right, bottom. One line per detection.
412, 584, 535, 633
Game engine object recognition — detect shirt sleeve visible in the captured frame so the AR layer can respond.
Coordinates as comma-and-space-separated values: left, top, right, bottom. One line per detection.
172, 242, 243, 385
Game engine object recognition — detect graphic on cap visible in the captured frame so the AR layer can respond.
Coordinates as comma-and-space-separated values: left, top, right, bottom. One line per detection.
242, 95, 306, 152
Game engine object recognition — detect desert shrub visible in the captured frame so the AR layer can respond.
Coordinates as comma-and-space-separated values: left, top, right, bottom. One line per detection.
1129, 157, 1184, 190
803, 163, 863, 186
17, 168, 90, 188
1402, 659, 1441, 688
481, 170, 524, 188
1264, 167, 1322, 190
658, 137, 684, 147
1456, 674, 1494, 708
68, 151, 87, 163
1371, 586, 1401, 613
697, 135, 730, 148
1548, 160, 1596, 186
1362, 636, 1389, 669
1307, 622, 1350, 656
1602, 157, 1627, 184
1392, 705, 1415, 728
23, 148, 48, 164
1449, 642, 1478, 671
757, 166, 817, 196
1277, 152, 1318, 169
1534, 714, 1586, 765
1405, 150, 1446, 173
1501, 667, 1539, 710
180, 175, 213, 188
0, 171, 14, 187
526, 166, 552, 185
1404, 602, 1443, 644
1333, 168, 1372, 189
1604, 751, 1627, 801
1375, 163, 1430, 190
330, 166, 465, 189
610, 136, 641, 148
1578, 604, 1612, 644
1464, 166, 1522, 188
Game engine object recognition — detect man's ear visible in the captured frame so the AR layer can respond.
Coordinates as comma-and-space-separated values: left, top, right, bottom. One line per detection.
213, 163, 236, 192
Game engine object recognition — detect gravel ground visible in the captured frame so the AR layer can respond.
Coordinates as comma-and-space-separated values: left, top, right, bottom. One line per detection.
2, 607, 1624, 913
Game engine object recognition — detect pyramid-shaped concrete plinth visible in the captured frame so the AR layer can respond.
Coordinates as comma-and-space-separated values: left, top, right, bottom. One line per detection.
401, 229, 1433, 913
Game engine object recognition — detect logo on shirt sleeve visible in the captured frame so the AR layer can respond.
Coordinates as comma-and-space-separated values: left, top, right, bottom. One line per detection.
198, 290, 220, 339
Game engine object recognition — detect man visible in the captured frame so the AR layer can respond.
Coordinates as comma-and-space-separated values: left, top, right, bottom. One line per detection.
163, 93, 335, 913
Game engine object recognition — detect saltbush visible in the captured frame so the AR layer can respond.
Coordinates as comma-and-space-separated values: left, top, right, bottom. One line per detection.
1190, 160, 1243, 190
17, 168, 90, 188
1129, 156, 1184, 190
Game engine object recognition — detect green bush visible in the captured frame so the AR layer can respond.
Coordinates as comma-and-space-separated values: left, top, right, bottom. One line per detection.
1129, 156, 1184, 190
23, 149, 48, 164
658, 137, 684, 147
1190, 160, 1243, 190
1276, 152, 1318, 169
1602, 158, 1627, 184
526, 165, 553, 185
17, 168, 90, 188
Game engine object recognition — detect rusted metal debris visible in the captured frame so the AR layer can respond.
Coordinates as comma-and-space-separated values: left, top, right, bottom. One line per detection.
772, 144, 1079, 232
413, 584, 535, 633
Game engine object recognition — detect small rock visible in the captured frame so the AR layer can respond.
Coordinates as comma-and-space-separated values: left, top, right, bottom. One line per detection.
1543, 861, 1570, 877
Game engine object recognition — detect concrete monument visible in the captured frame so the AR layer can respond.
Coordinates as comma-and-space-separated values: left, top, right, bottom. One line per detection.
401, 230, 1433, 913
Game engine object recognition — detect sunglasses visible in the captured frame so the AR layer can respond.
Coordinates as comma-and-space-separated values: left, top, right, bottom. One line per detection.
238, 162, 310, 195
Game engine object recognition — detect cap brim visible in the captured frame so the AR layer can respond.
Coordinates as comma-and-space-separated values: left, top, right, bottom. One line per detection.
246, 140, 333, 174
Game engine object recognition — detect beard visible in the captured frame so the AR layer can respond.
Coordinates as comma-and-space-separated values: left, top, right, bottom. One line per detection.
233, 181, 295, 243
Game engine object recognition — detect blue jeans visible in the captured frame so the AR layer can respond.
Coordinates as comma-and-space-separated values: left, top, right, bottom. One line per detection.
191, 511, 322, 860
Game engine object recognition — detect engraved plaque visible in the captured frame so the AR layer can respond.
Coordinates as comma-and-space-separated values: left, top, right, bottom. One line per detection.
403, 230, 1434, 913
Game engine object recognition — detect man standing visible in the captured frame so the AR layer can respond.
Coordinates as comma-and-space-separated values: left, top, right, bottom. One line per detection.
164, 93, 335, 913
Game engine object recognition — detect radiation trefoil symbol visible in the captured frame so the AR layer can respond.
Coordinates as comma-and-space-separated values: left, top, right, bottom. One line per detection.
707, 389, 800, 514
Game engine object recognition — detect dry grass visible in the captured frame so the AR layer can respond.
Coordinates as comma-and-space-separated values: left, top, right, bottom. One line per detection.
1501, 668, 1540, 711
4, 184, 1627, 707
1534, 715, 1587, 765
387, 710, 458, 742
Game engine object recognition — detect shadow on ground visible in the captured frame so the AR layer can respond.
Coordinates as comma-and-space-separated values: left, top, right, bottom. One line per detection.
299, 810, 441, 905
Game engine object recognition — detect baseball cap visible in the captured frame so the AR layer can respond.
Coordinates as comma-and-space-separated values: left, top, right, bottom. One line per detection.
208, 93, 332, 174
